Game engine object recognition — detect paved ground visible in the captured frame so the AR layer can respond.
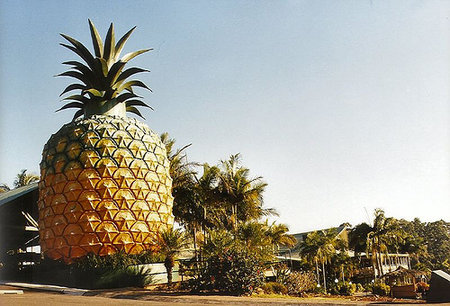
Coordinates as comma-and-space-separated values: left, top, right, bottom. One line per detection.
0, 285, 430, 306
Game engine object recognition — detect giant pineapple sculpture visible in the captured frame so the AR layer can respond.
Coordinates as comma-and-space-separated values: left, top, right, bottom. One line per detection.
38, 20, 174, 263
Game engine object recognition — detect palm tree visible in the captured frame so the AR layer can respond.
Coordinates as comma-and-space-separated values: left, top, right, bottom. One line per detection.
266, 222, 297, 252
217, 154, 276, 230
160, 133, 196, 190
201, 228, 234, 258
0, 184, 11, 193
237, 220, 270, 249
13, 169, 39, 188
299, 229, 342, 292
158, 227, 190, 286
365, 209, 402, 277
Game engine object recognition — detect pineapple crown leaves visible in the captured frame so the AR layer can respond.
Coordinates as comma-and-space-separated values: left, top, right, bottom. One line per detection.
56, 19, 153, 120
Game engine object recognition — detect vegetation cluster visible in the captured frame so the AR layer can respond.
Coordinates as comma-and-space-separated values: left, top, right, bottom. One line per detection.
1, 135, 449, 297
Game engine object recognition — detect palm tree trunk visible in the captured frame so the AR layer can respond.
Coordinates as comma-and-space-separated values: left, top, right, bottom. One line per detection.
165, 257, 174, 286
322, 261, 327, 292
193, 227, 198, 260
376, 253, 383, 276
167, 266, 173, 285
371, 251, 377, 279
315, 259, 320, 286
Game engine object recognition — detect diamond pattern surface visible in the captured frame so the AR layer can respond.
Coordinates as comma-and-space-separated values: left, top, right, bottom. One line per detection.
38, 115, 174, 263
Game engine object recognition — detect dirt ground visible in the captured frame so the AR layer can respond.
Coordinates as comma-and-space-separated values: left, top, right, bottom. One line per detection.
0, 285, 430, 306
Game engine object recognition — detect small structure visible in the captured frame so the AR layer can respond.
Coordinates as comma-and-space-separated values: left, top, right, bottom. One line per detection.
0, 184, 40, 280
427, 270, 450, 303
382, 266, 428, 298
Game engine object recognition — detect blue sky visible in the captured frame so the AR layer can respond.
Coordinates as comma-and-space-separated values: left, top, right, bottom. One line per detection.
0, 1, 449, 232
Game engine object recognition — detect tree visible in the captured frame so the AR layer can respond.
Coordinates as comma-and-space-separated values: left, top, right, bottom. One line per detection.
157, 227, 190, 286
266, 222, 297, 252
300, 229, 343, 292
217, 154, 275, 230
160, 133, 196, 190
365, 209, 404, 277
422, 220, 450, 273
237, 220, 270, 249
13, 169, 39, 188
349, 223, 372, 255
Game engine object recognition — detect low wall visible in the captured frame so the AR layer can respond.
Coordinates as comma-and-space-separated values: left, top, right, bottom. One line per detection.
133, 263, 180, 285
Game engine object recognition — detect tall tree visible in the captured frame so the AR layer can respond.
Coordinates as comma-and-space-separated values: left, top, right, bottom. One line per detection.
365, 209, 403, 277
160, 133, 196, 190
266, 221, 297, 252
300, 229, 343, 291
217, 154, 275, 230
349, 222, 372, 255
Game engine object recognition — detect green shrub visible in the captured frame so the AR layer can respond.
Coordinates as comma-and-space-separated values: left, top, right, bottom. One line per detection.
186, 247, 264, 295
355, 283, 364, 292
330, 281, 356, 296
36, 252, 157, 289
372, 281, 390, 296
283, 271, 317, 295
262, 282, 288, 294
94, 266, 153, 289
313, 285, 326, 294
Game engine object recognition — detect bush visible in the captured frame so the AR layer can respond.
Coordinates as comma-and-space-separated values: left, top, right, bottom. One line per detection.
330, 281, 356, 296
372, 281, 390, 296
283, 271, 317, 295
262, 282, 288, 294
313, 285, 326, 294
186, 247, 264, 295
94, 266, 153, 289
35, 252, 156, 289
355, 283, 365, 292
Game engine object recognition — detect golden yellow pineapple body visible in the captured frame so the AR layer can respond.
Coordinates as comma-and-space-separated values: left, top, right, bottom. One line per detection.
38, 115, 174, 262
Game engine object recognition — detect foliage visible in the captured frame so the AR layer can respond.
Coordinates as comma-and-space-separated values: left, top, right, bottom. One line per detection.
57, 20, 152, 120
91, 266, 153, 289
299, 228, 346, 291
13, 169, 39, 188
366, 209, 406, 277
36, 252, 156, 289
330, 281, 356, 296
417, 220, 450, 273
355, 283, 365, 292
313, 285, 326, 294
282, 271, 317, 295
216, 154, 276, 230
134, 250, 165, 264
201, 229, 235, 258
269, 263, 316, 295
372, 281, 390, 296
262, 282, 288, 295
349, 211, 450, 275
157, 227, 190, 285
0, 184, 11, 193
349, 223, 372, 254
74, 251, 139, 271
266, 222, 297, 250
187, 247, 264, 295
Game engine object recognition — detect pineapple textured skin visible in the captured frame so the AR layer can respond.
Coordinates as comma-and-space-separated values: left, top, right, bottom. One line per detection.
38, 115, 174, 262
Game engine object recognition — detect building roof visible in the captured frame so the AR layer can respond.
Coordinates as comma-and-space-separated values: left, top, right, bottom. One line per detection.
291, 224, 348, 244
0, 183, 38, 208
278, 225, 348, 254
